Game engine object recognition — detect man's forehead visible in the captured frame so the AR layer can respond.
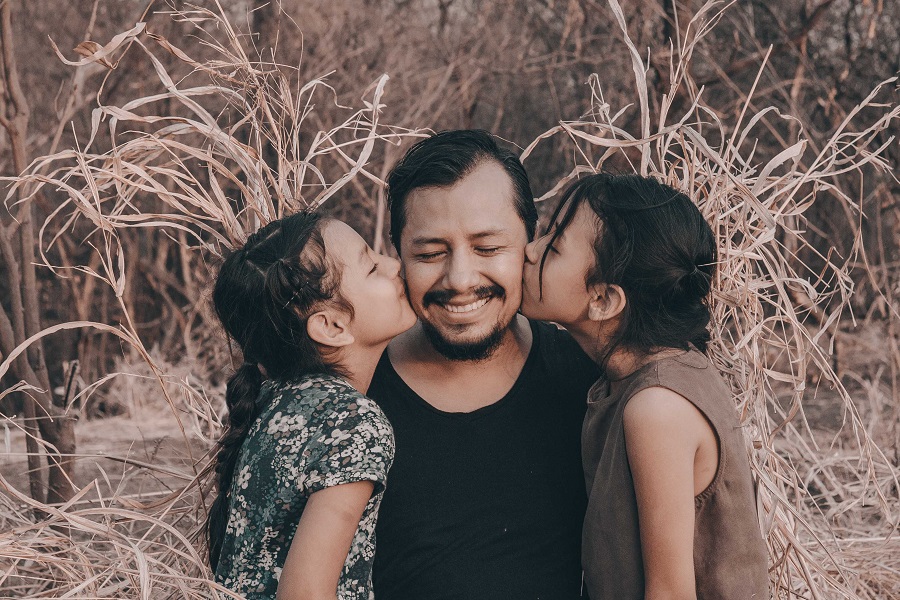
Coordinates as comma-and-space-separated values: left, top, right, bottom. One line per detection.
401, 165, 524, 238
402, 196, 526, 244
408, 228, 511, 246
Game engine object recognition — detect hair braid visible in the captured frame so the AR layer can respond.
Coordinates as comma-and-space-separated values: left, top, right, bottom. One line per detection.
207, 362, 264, 570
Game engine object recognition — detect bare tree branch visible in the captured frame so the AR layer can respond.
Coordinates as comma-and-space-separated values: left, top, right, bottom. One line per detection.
0, 0, 76, 505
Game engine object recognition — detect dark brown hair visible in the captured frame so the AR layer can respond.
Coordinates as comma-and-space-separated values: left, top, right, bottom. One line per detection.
387, 129, 537, 248
539, 173, 717, 360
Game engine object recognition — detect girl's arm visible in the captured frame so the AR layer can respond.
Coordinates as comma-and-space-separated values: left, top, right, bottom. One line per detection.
276, 480, 375, 600
623, 387, 718, 600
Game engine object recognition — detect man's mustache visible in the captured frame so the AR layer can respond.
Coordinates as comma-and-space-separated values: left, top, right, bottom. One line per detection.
422, 284, 505, 307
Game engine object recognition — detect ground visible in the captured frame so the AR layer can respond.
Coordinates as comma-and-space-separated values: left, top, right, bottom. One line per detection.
1, 406, 210, 507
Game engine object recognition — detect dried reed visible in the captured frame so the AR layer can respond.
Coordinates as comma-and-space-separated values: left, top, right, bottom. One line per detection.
520, 2, 899, 597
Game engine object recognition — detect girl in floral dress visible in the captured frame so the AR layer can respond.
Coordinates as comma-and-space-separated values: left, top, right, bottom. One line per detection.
208, 211, 416, 599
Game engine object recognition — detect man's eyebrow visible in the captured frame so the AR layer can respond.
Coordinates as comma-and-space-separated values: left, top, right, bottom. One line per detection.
467, 229, 507, 241
409, 230, 508, 246
358, 244, 369, 263
409, 236, 448, 246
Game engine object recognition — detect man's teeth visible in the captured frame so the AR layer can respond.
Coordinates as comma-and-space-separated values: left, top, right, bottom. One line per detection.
443, 297, 490, 313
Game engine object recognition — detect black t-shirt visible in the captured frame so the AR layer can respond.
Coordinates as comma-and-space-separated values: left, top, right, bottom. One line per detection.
368, 320, 600, 600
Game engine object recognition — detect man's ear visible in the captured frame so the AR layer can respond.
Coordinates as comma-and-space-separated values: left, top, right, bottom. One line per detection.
588, 283, 627, 322
306, 309, 354, 348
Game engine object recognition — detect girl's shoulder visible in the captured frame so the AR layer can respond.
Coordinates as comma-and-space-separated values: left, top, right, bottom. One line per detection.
652, 350, 731, 398
263, 374, 387, 426
628, 349, 724, 395
265, 373, 358, 403
655, 348, 712, 373
610, 350, 733, 426
634, 350, 740, 436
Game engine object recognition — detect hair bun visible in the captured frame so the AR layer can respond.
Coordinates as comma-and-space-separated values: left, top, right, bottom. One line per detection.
678, 263, 712, 298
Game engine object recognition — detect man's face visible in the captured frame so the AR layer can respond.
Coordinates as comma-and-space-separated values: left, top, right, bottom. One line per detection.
398, 160, 529, 361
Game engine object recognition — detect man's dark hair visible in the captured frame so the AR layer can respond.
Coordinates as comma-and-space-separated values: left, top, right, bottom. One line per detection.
387, 130, 536, 248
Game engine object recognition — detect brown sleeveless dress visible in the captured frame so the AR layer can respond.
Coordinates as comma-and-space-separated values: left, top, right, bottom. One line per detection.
581, 350, 768, 599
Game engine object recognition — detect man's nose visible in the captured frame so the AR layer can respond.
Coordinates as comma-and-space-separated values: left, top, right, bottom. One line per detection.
443, 251, 481, 291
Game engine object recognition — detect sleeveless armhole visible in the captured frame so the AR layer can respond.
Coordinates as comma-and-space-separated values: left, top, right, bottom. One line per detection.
628, 364, 726, 511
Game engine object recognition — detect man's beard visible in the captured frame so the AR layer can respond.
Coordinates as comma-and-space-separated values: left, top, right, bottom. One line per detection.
420, 284, 510, 362
421, 319, 507, 361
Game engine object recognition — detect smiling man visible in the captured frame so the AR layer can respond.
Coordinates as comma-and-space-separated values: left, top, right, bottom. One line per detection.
367, 130, 600, 600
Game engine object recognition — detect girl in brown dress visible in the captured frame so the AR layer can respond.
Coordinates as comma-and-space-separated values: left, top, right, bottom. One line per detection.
521, 173, 768, 599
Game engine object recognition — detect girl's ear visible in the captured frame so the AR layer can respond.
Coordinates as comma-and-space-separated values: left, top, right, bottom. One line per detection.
306, 309, 355, 348
588, 283, 627, 322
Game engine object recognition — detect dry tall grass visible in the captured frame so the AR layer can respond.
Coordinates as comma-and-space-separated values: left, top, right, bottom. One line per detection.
1, 1, 898, 597
523, 3, 899, 596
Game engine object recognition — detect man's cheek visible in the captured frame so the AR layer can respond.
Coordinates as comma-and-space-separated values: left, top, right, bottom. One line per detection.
493, 255, 526, 286
402, 267, 434, 302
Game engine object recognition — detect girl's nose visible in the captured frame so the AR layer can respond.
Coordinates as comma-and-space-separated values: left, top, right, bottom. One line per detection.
524, 239, 540, 264
382, 254, 402, 277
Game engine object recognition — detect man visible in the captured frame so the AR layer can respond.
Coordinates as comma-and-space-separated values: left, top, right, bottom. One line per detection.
368, 130, 599, 600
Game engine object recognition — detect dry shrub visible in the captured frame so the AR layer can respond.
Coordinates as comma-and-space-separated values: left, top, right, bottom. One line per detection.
97, 348, 224, 433
1, 0, 898, 597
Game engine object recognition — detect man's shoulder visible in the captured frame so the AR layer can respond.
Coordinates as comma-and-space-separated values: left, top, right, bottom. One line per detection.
530, 318, 570, 341
529, 319, 601, 389
530, 319, 587, 362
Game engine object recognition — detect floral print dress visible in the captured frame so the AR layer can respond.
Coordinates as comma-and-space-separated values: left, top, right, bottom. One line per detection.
214, 374, 395, 599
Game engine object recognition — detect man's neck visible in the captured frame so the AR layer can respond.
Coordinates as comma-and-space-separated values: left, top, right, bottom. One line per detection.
386, 314, 533, 412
